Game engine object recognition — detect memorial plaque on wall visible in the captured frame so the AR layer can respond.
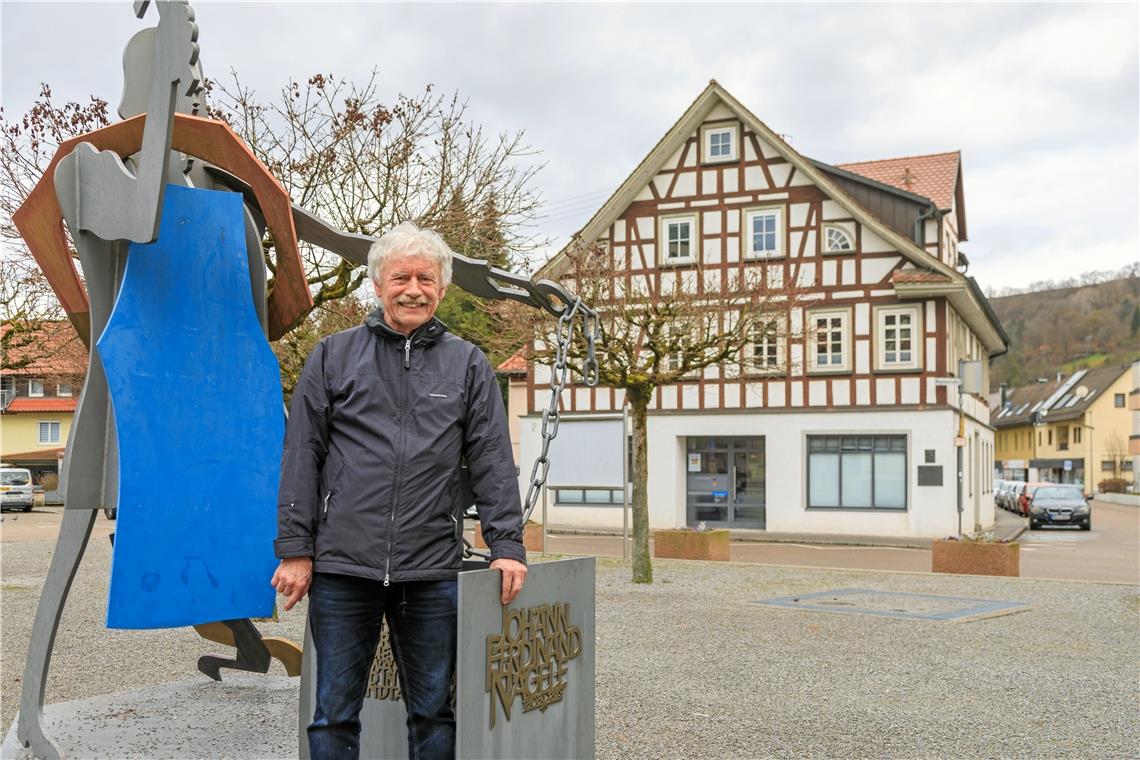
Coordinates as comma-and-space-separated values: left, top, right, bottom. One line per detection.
299, 557, 596, 760
917, 465, 944, 486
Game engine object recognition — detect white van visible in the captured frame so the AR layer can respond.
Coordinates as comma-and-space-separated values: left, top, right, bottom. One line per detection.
1, 467, 35, 512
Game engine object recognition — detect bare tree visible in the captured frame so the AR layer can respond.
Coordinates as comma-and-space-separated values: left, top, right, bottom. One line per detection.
1102, 432, 1128, 479
205, 70, 544, 318
2, 75, 546, 393
481, 242, 804, 583
0, 86, 110, 367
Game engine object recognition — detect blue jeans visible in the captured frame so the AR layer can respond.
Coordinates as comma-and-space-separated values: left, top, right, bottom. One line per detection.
307, 572, 457, 760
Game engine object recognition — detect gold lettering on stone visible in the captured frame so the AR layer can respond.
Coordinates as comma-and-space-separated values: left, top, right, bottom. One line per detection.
485, 602, 581, 728
365, 625, 402, 702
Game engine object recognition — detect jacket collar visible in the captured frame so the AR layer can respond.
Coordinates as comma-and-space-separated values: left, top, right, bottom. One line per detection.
365, 308, 449, 344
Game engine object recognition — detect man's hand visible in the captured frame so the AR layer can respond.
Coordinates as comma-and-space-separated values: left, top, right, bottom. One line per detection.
270, 556, 313, 612
490, 558, 527, 605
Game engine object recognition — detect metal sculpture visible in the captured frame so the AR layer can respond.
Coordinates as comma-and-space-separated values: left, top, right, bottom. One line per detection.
13, 2, 599, 757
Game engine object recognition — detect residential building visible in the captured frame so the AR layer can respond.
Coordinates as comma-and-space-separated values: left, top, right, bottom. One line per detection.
1, 322, 87, 483
510, 82, 1008, 539
993, 364, 1136, 493
991, 378, 1064, 482
1131, 362, 1140, 478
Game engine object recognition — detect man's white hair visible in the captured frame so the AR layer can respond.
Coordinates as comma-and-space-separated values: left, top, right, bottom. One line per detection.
367, 221, 453, 287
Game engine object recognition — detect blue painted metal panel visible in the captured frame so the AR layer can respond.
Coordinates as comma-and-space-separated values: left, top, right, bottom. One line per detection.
99, 184, 282, 629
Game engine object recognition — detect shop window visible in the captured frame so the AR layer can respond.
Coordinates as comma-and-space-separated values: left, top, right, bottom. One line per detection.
807, 435, 907, 509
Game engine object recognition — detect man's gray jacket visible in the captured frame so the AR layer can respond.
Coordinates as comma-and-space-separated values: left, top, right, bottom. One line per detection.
274, 310, 526, 584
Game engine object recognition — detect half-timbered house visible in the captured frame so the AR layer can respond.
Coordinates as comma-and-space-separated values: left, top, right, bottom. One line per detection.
513, 81, 1008, 539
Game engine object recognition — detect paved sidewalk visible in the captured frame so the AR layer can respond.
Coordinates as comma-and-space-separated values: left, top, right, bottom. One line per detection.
3, 536, 1138, 759
545, 502, 1026, 549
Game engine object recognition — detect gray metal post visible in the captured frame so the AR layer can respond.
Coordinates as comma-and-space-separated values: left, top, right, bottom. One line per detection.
622, 404, 629, 561
957, 359, 964, 538
541, 481, 548, 554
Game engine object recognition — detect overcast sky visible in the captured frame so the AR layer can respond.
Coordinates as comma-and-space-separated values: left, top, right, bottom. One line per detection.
3, 1, 1137, 292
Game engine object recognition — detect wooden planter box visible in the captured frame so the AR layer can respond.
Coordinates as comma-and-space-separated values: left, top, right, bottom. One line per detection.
932, 539, 1019, 577
473, 522, 544, 553
653, 529, 730, 561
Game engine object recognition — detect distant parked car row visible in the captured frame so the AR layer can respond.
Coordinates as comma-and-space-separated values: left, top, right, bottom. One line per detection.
994, 479, 1091, 530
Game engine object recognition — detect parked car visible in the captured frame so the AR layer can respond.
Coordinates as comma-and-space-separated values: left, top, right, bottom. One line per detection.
0, 467, 35, 512
1028, 484, 1092, 530
1018, 482, 1051, 516
1006, 482, 1027, 514
996, 480, 1017, 511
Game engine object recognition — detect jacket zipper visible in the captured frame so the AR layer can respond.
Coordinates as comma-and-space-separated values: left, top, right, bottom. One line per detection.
386, 337, 413, 585
322, 491, 332, 520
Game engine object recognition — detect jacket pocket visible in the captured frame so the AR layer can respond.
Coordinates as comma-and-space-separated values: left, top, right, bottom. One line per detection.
321, 490, 333, 522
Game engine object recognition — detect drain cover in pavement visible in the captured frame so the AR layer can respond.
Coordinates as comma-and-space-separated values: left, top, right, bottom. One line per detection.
753, 588, 1030, 621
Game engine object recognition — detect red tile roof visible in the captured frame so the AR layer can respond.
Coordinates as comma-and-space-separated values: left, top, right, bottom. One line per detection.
5, 397, 78, 413
837, 151, 960, 210
2, 321, 88, 377
497, 349, 528, 374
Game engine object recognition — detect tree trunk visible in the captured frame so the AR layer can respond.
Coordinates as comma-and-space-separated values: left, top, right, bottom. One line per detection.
627, 385, 653, 584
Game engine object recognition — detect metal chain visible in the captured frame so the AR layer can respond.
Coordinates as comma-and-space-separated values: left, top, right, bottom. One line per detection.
463, 298, 600, 559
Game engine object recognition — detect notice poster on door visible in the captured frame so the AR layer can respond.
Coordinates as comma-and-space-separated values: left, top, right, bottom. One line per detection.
687, 453, 701, 472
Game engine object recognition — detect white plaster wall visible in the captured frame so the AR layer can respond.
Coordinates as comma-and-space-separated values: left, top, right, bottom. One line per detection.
516, 405, 971, 543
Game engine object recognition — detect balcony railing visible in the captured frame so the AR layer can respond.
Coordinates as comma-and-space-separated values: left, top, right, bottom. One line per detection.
0, 389, 14, 410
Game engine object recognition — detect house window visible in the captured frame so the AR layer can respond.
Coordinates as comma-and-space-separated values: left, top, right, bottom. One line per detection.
1047, 430, 1052, 446
1115, 393, 1126, 408
554, 488, 626, 506
700, 123, 738, 163
28, 379, 45, 397
58, 382, 73, 397
875, 307, 920, 370
807, 435, 907, 509
744, 317, 785, 374
1101, 460, 1115, 472
1057, 426, 1069, 451
743, 208, 782, 259
1073, 426, 1081, 444
809, 310, 849, 372
660, 215, 697, 263
824, 225, 854, 253
38, 420, 61, 445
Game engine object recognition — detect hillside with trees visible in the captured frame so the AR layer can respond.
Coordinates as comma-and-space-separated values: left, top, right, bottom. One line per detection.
987, 264, 1139, 387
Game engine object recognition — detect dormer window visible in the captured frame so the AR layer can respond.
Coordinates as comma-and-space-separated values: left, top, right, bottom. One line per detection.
700, 123, 739, 163
824, 225, 854, 253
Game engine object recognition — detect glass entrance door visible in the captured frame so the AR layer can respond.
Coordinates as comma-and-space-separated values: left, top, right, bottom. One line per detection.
686, 437, 766, 528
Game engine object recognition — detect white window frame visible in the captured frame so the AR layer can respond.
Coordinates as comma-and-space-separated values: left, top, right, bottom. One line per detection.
57, 382, 73, 397
742, 206, 784, 260
743, 315, 786, 375
700, 122, 739, 164
28, 378, 45, 397
874, 305, 922, 371
38, 420, 61, 445
823, 224, 854, 254
807, 308, 851, 373
659, 214, 698, 266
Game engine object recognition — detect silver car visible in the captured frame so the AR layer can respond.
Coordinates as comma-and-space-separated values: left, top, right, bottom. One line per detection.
0, 467, 34, 512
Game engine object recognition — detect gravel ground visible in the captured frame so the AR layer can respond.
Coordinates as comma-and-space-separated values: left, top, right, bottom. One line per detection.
2, 538, 1138, 759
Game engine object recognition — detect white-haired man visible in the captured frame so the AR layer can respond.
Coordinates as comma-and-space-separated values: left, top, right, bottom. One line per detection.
271, 221, 528, 759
